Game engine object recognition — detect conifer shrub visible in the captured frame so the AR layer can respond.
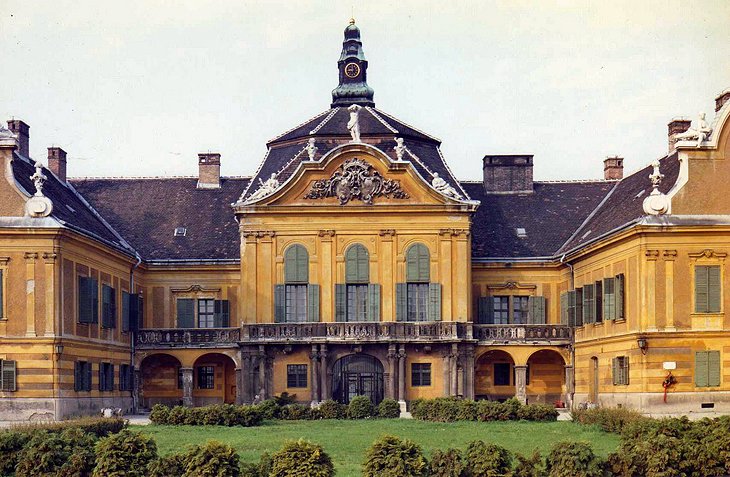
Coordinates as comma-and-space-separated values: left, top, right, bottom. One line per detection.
167, 405, 188, 425
92, 429, 158, 477
182, 440, 240, 477
377, 398, 401, 418
348, 395, 375, 419
0, 430, 31, 476
570, 406, 646, 433
15, 428, 98, 477
269, 439, 335, 477
362, 434, 428, 477
280, 403, 311, 420
518, 403, 559, 422
256, 399, 282, 419
318, 399, 347, 419
463, 440, 512, 477
513, 451, 545, 477
11, 416, 126, 437
429, 448, 466, 477
454, 399, 478, 421
149, 403, 171, 424
544, 441, 604, 477
147, 452, 188, 477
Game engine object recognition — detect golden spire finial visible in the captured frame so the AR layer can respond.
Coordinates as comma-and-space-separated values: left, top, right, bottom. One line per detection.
349, 17, 355, 25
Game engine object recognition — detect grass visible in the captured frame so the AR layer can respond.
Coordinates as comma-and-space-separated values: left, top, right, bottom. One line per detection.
135, 419, 619, 476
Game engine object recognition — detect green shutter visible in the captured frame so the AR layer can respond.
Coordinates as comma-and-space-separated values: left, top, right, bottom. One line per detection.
709, 350, 721, 387
478, 297, 491, 324
335, 284, 346, 322
221, 300, 230, 326
177, 298, 195, 328
575, 289, 583, 326
78, 277, 90, 323
406, 244, 430, 282
616, 274, 625, 319
567, 291, 576, 327
346, 245, 369, 283
91, 279, 99, 324
1, 360, 16, 392
122, 291, 130, 332
528, 296, 546, 324
583, 284, 594, 324
285, 245, 309, 283
213, 300, 223, 327
367, 284, 381, 322
560, 293, 567, 325
99, 364, 104, 391
85, 363, 91, 392
109, 364, 115, 391
603, 278, 615, 320
695, 266, 709, 313
396, 283, 408, 322
595, 281, 603, 323
624, 357, 629, 385
274, 285, 286, 323
102, 285, 116, 328
428, 283, 442, 321
709, 266, 722, 313
612, 357, 618, 386
307, 285, 320, 322
74, 362, 81, 392
0, 270, 3, 319
696, 351, 709, 387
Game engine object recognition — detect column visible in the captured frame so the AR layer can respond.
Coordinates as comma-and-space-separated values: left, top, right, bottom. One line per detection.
515, 365, 528, 404
450, 343, 459, 396
310, 345, 320, 405
564, 365, 574, 409
242, 353, 254, 403
664, 250, 677, 331
398, 345, 406, 409
181, 367, 194, 407
442, 351, 452, 396
133, 367, 141, 412
24, 252, 38, 337
319, 345, 329, 401
386, 344, 397, 400
235, 368, 244, 405
257, 345, 267, 399
42, 252, 57, 336
463, 345, 475, 400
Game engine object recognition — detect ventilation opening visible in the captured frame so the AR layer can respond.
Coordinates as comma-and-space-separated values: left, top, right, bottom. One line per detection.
174, 227, 187, 237
701, 402, 715, 409
515, 227, 527, 238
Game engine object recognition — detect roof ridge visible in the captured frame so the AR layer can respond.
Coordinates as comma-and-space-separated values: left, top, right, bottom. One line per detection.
365, 107, 399, 134
239, 148, 272, 200
309, 108, 340, 134
70, 175, 251, 181
436, 146, 470, 199
556, 181, 620, 255
372, 107, 441, 142
267, 109, 330, 144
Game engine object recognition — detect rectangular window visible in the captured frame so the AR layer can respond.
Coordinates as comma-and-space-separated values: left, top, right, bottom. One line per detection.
101, 285, 116, 329
695, 265, 722, 313
494, 363, 511, 386
0, 269, 4, 320
603, 278, 616, 320
493, 296, 510, 324
286, 364, 308, 388
407, 283, 429, 322
99, 362, 114, 392
695, 350, 721, 387
74, 361, 92, 392
78, 276, 99, 324
612, 356, 629, 385
346, 284, 368, 322
0, 359, 17, 392
119, 364, 132, 391
411, 363, 432, 386
197, 366, 215, 389
512, 296, 529, 324
285, 285, 308, 322
198, 299, 215, 328
583, 284, 595, 324
594, 280, 603, 323
122, 291, 130, 332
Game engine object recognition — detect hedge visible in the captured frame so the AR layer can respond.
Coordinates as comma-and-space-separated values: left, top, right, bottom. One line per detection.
149, 404, 263, 427
570, 406, 647, 434
410, 397, 558, 422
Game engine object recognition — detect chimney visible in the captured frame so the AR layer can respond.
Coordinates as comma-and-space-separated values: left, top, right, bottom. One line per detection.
667, 117, 692, 152
603, 156, 623, 180
197, 153, 221, 189
7, 119, 29, 157
716, 88, 730, 113
48, 147, 67, 182
482, 155, 534, 194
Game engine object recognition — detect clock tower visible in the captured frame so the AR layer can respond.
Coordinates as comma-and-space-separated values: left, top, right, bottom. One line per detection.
331, 19, 375, 108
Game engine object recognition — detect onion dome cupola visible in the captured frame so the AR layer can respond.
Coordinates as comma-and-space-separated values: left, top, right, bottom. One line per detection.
331, 19, 375, 108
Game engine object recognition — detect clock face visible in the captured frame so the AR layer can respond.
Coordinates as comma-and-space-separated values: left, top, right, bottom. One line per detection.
344, 62, 360, 78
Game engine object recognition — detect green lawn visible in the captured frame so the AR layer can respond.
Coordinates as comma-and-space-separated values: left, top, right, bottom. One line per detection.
135, 420, 619, 477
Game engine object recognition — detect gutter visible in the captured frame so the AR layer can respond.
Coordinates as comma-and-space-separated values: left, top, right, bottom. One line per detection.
129, 252, 142, 412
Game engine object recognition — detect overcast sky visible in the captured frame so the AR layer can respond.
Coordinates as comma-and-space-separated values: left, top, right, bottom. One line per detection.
1, 1, 729, 181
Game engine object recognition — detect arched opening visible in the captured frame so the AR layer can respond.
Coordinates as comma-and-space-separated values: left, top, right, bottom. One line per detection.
331, 354, 384, 404
139, 353, 182, 409
526, 349, 566, 405
474, 350, 516, 401
589, 356, 599, 402
192, 353, 237, 406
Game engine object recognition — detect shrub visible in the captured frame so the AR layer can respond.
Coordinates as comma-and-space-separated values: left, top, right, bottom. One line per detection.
11, 416, 126, 437
377, 398, 401, 418
544, 441, 604, 477
147, 453, 188, 477
348, 395, 375, 419
183, 440, 240, 477
513, 451, 545, 477
273, 392, 297, 407
455, 399, 478, 421
362, 434, 428, 477
280, 404, 312, 421
476, 400, 513, 422
429, 448, 466, 477
150, 404, 171, 424
269, 439, 335, 477
236, 406, 265, 426
464, 440, 512, 477
518, 404, 559, 422
318, 400, 347, 419
257, 399, 282, 419
410, 398, 431, 420
0, 430, 31, 476
167, 405, 188, 425
15, 428, 98, 477
570, 406, 646, 434
92, 429, 158, 477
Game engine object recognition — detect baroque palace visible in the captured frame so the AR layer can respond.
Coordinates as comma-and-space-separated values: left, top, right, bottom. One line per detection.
1, 21, 730, 421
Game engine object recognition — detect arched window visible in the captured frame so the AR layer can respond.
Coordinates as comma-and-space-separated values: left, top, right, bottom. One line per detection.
345, 244, 369, 283
274, 245, 319, 323
336, 244, 380, 322
396, 243, 441, 322
284, 244, 309, 284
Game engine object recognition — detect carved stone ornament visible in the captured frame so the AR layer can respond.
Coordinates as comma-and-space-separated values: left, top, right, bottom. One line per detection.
25, 161, 53, 218
642, 159, 669, 216
673, 112, 712, 147
304, 158, 409, 205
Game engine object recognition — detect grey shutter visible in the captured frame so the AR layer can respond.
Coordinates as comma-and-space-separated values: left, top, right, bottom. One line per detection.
709, 350, 721, 387
177, 298, 195, 328
99, 364, 104, 391
109, 364, 115, 391
696, 351, 709, 387
285, 245, 309, 284
91, 279, 99, 324
603, 278, 615, 320
346, 245, 369, 283
528, 296, 546, 324
696, 266, 709, 313
335, 284, 346, 322
274, 285, 286, 323
78, 277, 92, 323
367, 284, 381, 322
575, 289, 583, 326
85, 363, 92, 391
616, 274, 625, 320
137, 296, 144, 330
567, 291, 576, 327
396, 283, 408, 322
74, 362, 81, 392
221, 300, 230, 326
1, 360, 16, 392
428, 283, 442, 321
122, 291, 130, 332
406, 244, 430, 282
307, 285, 320, 322
595, 281, 602, 323
0, 270, 3, 319
709, 266, 722, 313
478, 297, 491, 324
583, 284, 594, 324
624, 357, 630, 385
213, 300, 223, 327
612, 357, 618, 386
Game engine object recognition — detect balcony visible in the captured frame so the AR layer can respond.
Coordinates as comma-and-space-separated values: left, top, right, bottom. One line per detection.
136, 327, 241, 349
472, 324, 572, 345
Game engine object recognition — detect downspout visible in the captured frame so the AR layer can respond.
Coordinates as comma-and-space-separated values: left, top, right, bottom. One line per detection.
560, 253, 576, 409
129, 253, 142, 412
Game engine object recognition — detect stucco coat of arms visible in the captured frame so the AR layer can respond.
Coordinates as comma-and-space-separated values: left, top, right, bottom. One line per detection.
305, 158, 409, 205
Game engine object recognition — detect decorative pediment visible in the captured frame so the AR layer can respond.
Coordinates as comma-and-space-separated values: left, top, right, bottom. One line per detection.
689, 249, 727, 260
487, 281, 537, 291
304, 158, 409, 205
170, 284, 222, 294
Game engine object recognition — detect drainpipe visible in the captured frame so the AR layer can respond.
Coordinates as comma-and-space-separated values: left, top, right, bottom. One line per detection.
130, 253, 142, 412
560, 254, 576, 409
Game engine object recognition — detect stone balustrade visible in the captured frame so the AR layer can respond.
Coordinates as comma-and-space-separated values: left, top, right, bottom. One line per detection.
136, 327, 241, 348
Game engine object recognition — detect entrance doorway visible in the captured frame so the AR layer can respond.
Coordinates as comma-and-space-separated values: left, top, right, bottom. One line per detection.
332, 354, 384, 404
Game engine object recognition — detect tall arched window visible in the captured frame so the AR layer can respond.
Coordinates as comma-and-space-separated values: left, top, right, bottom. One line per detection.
335, 244, 380, 322
396, 243, 441, 321
274, 245, 319, 322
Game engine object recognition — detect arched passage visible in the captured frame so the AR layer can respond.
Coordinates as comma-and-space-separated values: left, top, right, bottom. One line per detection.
139, 353, 182, 409
331, 354, 384, 405
192, 353, 237, 406
526, 349, 566, 405
475, 350, 516, 401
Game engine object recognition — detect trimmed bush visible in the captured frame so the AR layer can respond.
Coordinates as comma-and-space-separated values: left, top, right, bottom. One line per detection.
362, 434, 428, 477
544, 441, 604, 477
150, 404, 171, 425
167, 405, 188, 425
257, 399, 282, 419
464, 440, 512, 477
15, 428, 98, 477
348, 395, 375, 419
269, 439, 335, 477
11, 416, 126, 437
183, 440, 240, 477
0, 430, 31, 476
148, 404, 264, 427
377, 398, 401, 418
518, 404, 559, 422
93, 429, 158, 477
570, 406, 646, 433
513, 451, 545, 477
318, 400, 347, 419
280, 404, 312, 421
429, 448, 466, 477
273, 392, 297, 407
147, 453, 188, 477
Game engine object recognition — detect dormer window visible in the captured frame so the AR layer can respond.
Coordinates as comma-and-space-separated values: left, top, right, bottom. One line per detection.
516, 228, 527, 238
174, 227, 187, 237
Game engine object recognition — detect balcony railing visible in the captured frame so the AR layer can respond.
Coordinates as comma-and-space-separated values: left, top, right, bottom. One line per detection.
136, 327, 241, 348
472, 324, 572, 344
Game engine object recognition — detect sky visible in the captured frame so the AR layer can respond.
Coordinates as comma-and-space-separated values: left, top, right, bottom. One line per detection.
1, 1, 729, 182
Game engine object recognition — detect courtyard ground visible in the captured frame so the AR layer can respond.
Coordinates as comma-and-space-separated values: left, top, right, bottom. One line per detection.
135, 419, 619, 476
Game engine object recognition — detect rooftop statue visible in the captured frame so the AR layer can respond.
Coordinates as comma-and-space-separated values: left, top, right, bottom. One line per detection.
431, 172, 462, 200
246, 173, 280, 203
394, 137, 406, 161
306, 138, 318, 161
643, 159, 669, 215
674, 112, 712, 147
347, 104, 362, 142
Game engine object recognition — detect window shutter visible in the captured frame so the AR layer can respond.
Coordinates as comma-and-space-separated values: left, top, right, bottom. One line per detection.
137, 296, 144, 330
616, 274, 625, 320
695, 351, 709, 387
122, 291, 130, 332
406, 249, 419, 282
274, 285, 286, 323
528, 296, 546, 324
478, 297, 491, 324
221, 300, 230, 327
603, 278, 615, 320
695, 266, 709, 313
307, 285, 320, 322
418, 246, 430, 282
428, 283, 442, 321
406, 244, 430, 282
612, 357, 618, 386
583, 284, 594, 324
335, 284, 346, 322
0, 270, 3, 319
99, 364, 104, 391
367, 284, 381, 322
110, 287, 116, 328
396, 283, 408, 322
128, 293, 139, 332
285, 245, 309, 283
109, 364, 115, 391
709, 350, 721, 387
177, 298, 195, 328
624, 357, 629, 386
575, 289, 583, 326
595, 281, 602, 323
708, 266, 722, 313
213, 300, 223, 327
78, 277, 92, 323
86, 363, 92, 391
1, 360, 16, 392
567, 291, 576, 327
91, 279, 99, 324
74, 362, 81, 392
345, 245, 369, 283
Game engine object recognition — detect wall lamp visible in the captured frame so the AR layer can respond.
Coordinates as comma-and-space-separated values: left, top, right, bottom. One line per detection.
54, 344, 64, 355
637, 337, 648, 355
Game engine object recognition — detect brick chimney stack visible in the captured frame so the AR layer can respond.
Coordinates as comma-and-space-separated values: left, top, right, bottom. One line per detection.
603, 156, 624, 180
197, 153, 221, 189
716, 89, 730, 113
483, 155, 534, 194
48, 147, 67, 182
7, 119, 29, 157
667, 118, 692, 152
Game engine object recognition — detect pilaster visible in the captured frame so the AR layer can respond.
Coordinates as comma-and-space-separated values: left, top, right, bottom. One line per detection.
397, 345, 406, 410
42, 252, 57, 336
438, 230, 453, 321
318, 230, 335, 322
310, 345, 320, 405
644, 249, 659, 331
24, 252, 38, 337
379, 229, 395, 321
663, 250, 677, 331
181, 367, 194, 407
515, 365, 528, 404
